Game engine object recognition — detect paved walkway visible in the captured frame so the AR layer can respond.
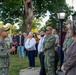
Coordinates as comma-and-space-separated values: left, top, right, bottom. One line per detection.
19, 67, 64, 75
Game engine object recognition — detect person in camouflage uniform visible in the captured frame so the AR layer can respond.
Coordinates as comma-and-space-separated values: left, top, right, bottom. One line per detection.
63, 21, 74, 58
0, 27, 15, 75
63, 32, 74, 58
43, 26, 56, 75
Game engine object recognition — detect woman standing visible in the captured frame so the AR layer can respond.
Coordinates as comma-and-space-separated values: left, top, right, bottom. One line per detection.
11, 33, 18, 55
61, 22, 76, 75
33, 33, 39, 57
25, 32, 36, 69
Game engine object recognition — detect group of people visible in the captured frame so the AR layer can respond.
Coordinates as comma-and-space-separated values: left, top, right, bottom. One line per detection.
4, 31, 39, 57
61, 21, 76, 75
38, 20, 76, 75
0, 28, 39, 75
38, 26, 56, 75
0, 19, 76, 75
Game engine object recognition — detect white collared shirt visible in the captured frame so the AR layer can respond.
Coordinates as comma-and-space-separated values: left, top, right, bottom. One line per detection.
25, 38, 36, 50
38, 36, 45, 52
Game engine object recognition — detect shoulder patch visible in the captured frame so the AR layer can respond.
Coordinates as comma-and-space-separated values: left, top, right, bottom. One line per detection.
50, 35, 55, 39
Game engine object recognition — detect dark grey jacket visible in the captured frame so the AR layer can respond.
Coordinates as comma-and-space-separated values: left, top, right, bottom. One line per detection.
63, 40, 76, 75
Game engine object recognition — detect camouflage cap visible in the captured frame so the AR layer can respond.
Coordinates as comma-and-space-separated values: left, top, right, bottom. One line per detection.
0, 27, 10, 33
46, 26, 52, 30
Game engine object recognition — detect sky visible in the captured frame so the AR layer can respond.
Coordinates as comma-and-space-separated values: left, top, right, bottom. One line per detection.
66, 0, 76, 10
40, 11, 50, 27
66, 0, 76, 20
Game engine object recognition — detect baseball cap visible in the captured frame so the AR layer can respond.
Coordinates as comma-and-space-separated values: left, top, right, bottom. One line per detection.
46, 26, 52, 31
0, 27, 10, 33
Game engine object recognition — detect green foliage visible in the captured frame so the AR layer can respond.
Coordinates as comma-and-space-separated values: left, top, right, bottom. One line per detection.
34, 0, 73, 31
31, 17, 42, 29
0, 0, 73, 30
39, 0, 73, 31
33, 0, 73, 18
0, 0, 22, 24
44, 19, 59, 32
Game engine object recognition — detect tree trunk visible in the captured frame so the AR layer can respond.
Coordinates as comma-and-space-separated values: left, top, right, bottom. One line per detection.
22, 0, 33, 33
22, 17, 31, 34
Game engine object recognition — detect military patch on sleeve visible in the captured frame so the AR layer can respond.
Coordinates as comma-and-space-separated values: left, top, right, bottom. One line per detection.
50, 36, 53, 39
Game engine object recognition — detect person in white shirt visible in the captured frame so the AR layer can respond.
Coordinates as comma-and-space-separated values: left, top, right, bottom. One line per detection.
17, 31, 25, 58
5, 34, 12, 43
23, 32, 28, 56
25, 32, 36, 70
5, 34, 12, 49
38, 31, 46, 75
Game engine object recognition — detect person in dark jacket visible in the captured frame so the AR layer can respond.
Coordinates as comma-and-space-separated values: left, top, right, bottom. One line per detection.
17, 31, 25, 58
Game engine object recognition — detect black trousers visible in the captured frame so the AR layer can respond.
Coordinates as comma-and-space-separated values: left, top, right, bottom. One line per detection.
39, 52, 46, 75
27, 50, 35, 67
35, 44, 38, 57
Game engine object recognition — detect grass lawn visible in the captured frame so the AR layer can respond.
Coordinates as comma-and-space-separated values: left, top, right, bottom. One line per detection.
9, 54, 40, 75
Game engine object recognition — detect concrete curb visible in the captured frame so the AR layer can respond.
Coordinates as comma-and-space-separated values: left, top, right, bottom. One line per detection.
19, 67, 64, 75
19, 67, 40, 75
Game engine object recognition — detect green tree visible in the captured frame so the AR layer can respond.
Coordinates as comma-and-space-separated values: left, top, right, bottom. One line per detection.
32, 17, 42, 29
45, 19, 59, 32
0, 0, 73, 33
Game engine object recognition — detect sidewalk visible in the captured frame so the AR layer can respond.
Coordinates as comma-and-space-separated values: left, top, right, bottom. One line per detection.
19, 67, 40, 75
19, 67, 64, 75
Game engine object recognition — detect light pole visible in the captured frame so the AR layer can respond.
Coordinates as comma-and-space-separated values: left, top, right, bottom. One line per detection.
72, 12, 76, 25
72, 12, 76, 35
57, 8, 66, 70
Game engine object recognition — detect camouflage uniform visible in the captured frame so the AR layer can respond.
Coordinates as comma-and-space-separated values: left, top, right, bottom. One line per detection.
43, 34, 56, 75
63, 33, 74, 58
0, 38, 10, 75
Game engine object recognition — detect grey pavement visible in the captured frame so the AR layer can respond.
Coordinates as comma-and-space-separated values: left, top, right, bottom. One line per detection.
19, 67, 64, 75
19, 67, 40, 75
57, 71, 64, 75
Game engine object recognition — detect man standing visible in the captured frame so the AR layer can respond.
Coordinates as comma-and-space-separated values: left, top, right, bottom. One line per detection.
52, 29, 59, 74
17, 31, 25, 58
43, 26, 56, 75
38, 30, 46, 75
0, 27, 15, 75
